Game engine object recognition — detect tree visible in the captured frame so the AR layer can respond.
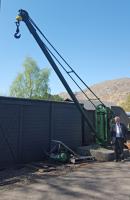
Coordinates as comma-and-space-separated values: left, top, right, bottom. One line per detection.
119, 93, 130, 112
10, 57, 50, 99
48, 94, 63, 101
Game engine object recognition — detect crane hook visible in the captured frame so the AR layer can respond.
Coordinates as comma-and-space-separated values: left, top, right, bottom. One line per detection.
14, 21, 21, 39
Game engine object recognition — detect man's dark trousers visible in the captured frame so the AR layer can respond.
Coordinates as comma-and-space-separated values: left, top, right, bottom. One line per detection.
114, 138, 124, 161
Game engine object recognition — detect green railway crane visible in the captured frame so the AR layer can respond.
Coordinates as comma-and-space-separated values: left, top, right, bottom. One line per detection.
14, 9, 113, 146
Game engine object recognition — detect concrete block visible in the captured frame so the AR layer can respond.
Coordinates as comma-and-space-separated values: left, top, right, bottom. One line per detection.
77, 145, 129, 161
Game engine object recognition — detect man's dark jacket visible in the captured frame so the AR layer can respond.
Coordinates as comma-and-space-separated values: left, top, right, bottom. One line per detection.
110, 123, 128, 144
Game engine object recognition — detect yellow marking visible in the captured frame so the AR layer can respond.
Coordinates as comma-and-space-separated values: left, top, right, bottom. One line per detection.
16, 15, 22, 21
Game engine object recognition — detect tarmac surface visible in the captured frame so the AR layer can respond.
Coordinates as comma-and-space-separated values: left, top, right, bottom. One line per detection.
0, 159, 130, 200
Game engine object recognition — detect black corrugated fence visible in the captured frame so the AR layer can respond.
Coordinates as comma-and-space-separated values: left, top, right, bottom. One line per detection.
0, 97, 83, 167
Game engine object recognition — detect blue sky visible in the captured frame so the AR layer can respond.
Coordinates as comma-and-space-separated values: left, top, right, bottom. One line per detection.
0, 0, 130, 95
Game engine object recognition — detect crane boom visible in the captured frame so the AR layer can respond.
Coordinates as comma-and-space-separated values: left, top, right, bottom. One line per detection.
14, 9, 97, 136
14, 9, 110, 144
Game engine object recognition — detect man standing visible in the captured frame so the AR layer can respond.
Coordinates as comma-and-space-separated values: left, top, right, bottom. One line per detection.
110, 116, 128, 162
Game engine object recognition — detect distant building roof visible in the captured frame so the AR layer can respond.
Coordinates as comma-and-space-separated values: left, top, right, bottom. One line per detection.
79, 100, 116, 110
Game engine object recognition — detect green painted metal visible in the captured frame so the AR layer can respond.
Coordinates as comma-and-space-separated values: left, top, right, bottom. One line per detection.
95, 104, 113, 145
58, 152, 69, 162
50, 152, 70, 163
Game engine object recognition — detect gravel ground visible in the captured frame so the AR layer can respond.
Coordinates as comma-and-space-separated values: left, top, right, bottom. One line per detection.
0, 159, 130, 200
0, 161, 86, 189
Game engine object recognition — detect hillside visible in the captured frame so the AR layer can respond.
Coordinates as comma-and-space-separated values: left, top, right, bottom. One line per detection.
59, 77, 130, 105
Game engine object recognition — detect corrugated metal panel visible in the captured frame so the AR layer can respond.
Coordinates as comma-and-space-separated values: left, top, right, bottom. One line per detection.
0, 103, 20, 166
22, 103, 50, 162
83, 109, 95, 145
51, 102, 82, 150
